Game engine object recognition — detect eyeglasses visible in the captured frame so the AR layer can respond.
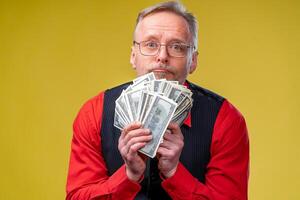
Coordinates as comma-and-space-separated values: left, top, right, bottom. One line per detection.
133, 40, 194, 58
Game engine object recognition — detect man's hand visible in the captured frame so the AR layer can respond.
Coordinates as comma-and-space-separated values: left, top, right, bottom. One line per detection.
157, 122, 184, 178
118, 122, 152, 182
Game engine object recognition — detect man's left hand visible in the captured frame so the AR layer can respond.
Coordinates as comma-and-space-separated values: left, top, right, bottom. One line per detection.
156, 122, 184, 178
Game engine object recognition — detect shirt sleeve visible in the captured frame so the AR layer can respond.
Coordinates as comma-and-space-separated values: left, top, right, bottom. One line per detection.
66, 92, 141, 200
161, 99, 249, 200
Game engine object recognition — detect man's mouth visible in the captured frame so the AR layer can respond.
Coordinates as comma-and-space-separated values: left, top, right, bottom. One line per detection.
152, 69, 169, 79
152, 69, 169, 73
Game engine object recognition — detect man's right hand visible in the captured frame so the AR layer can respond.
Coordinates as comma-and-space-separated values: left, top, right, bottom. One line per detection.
118, 122, 152, 182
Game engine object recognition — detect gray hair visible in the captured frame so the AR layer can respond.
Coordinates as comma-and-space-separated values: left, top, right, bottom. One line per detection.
134, 1, 198, 50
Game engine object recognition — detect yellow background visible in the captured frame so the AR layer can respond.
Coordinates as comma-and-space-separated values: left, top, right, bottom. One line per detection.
0, 0, 299, 199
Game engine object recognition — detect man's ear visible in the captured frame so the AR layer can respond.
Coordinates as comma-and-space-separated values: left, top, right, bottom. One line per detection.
189, 51, 198, 74
130, 46, 137, 69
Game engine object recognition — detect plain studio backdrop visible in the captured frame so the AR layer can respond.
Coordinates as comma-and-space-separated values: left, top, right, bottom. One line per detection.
0, 0, 299, 199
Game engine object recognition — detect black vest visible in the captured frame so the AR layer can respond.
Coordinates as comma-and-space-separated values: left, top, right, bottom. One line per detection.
100, 81, 224, 199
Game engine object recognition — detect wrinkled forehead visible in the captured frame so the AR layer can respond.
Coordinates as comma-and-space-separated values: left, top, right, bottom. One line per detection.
134, 11, 191, 41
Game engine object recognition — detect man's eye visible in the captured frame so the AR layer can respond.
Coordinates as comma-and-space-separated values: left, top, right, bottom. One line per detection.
170, 44, 184, 52
145, 42, 158, 48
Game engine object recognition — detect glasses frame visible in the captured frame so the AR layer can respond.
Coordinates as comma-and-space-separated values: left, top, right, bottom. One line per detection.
133, 40, 194, 58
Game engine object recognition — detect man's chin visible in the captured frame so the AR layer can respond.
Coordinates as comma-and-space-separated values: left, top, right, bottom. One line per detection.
152, 71, 174, 80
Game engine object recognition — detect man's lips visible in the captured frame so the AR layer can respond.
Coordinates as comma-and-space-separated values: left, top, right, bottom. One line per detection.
151, 69, 173, 79
152, 69, 169, 73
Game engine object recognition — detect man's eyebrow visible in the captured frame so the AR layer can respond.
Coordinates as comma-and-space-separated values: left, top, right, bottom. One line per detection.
140, 36, 188, 44
140, 35, 160, 41
168, 39, 187, 43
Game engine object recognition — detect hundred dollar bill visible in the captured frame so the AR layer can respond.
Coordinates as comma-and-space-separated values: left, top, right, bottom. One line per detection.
124, 87, 147, 121
139, 95, 177, 158
166, 84, 182, 101
139, 92, 156, 123
175, 92, 185, 104
115, 103, 130, 124
174, 95, 192, 118
151, 80, 164, 92
132, 72, 156, 87
114, 108, 125, 130
172, 106, 191, 126
179, 86, 193, 97
132, 72, 155, 84
116, 91, 132, 122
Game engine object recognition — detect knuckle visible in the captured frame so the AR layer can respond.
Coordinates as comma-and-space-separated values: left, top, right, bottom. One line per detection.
170, 151, 176, 157
129, 145, 136, 153
127, 130, 137, 138
127, 155, 133, 162
120, 147, 127, 156
130, 137, 138, 144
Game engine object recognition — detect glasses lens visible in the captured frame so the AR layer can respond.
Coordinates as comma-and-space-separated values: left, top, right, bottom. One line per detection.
168, 43, 189, 57
140, 41, 159, 56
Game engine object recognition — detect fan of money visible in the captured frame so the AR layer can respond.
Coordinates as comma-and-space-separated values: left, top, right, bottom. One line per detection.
114, 72, 193, 158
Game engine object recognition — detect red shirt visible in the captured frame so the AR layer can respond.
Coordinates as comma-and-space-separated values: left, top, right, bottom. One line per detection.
66, 91, 249, 200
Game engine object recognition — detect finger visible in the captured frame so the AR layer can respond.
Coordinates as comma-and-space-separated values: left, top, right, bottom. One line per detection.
122, 121, 142, 135
159, 139, 173, 149
121, 133, 152, 157
126, 134, 152, 148
156, 146, 173, 157
119, 129, 150, 157
167, 122, 183, 139
120, 145, 129, 157
167, 122, 180, 133
161, 132, 184, 151
128, 142, 147, 156
123, 128, 151, 144
120, 122, 141, 141
121, 139, 147, 159
163, 131, 173, 140
163, 131, 179, 142
165, 129, 172, 135
159, 138, 181, 152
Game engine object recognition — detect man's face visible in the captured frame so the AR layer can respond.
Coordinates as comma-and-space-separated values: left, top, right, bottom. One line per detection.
130, 11, 198, 84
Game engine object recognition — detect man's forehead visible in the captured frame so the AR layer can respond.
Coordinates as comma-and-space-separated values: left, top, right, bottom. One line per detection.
135, 11, 191, 40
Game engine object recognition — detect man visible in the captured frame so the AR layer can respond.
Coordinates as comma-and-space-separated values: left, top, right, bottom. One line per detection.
66, 1, 249, 200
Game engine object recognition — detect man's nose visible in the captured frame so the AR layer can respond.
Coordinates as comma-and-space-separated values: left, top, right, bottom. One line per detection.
156, 45, 169, 64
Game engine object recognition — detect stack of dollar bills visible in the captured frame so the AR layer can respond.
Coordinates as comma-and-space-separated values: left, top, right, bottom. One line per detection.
114, 72, 193, 158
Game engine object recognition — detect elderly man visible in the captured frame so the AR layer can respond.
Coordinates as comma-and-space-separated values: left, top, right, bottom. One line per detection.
66, 1, 249, 200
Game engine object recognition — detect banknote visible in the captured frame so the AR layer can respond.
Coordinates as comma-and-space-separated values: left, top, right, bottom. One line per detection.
125, 87, 147, 121
114, 107, 125, 130
132, 72, 156, 88
115, 103, 130, 125
172, 107, 190, 126
139, 95, 177, 158
174, 95, 192, 117
116, 92, 132, 122
132, 72, 155, 84
139, 92, 156, 123
165, 84, 183, 101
